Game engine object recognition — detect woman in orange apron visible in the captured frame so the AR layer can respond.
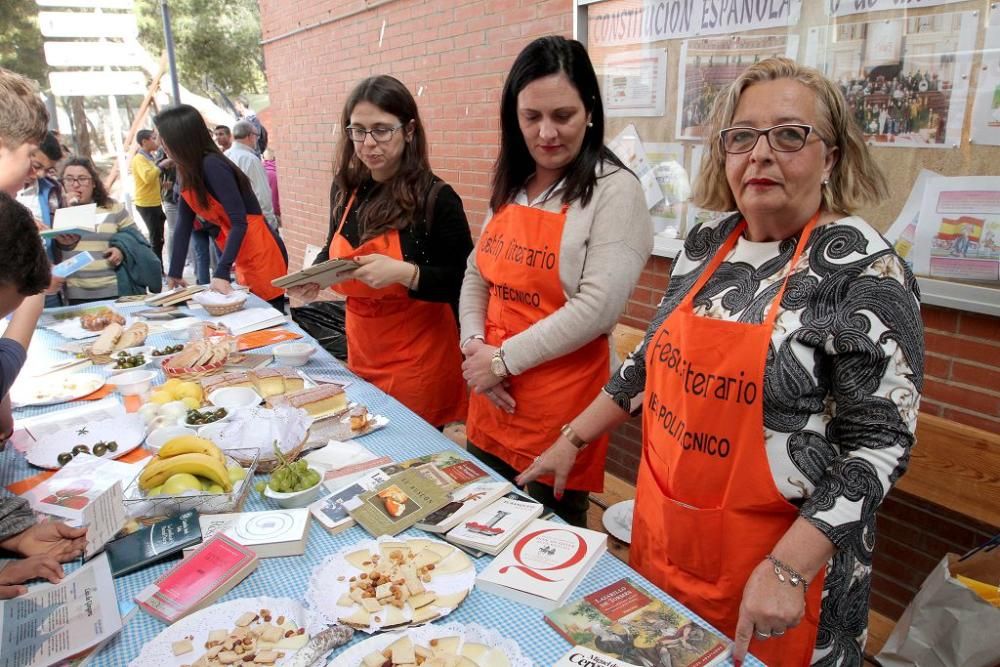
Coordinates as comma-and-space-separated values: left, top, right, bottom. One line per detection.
459, 36, 653, 527
286, 76, 471, 428
519, 58, 923, 665
155, 104, 288, 310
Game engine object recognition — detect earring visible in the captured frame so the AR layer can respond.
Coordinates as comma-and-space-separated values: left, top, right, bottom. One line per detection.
586, 121, 594, 128
822, 178, 829, 186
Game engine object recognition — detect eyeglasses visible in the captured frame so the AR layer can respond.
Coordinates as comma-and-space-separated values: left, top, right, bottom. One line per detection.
719, 124, 815, 154
345, 124, 404, 143
60, 176, 93, 186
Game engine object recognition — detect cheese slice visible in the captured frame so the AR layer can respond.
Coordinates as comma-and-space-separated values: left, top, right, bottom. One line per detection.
430, 636, 461, 654
413, 548, 442, 570
433, 550, 474, 576
361, 597, 383, 613
481, 649, 511, 667
433, 589, 469, 610
410, 604, 440, 624
456, 658, 479, 667
390, 636, 416, 664
461, 643, 489, 664
425, 542, 454, 559
336, 592, 353, 607
408, 592, 436, 609
362, 651, 387, 667
382, 604, 407, 627
380, 541, 409, 559
337, 607, 370, 626
405, 538, 436, 553
345, 549, 373, 569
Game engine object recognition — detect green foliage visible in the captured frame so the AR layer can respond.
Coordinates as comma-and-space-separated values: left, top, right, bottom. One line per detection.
0, 0, 48, 85
134, 0, 266, 99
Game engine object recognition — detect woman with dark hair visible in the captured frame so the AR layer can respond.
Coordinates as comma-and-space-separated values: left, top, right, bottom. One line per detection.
458, 36, 653, 526
154, 104, 288, 310
286, 75, 472, 428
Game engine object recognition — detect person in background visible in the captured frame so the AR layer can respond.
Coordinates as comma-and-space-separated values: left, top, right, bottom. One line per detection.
131, 129, 169, 265
519, 57, 923, 665
155, 104, 288, 310
286, 75, 472, 429
226, 121, 279, 230
458, 36, 653, 527
59, 157, 161, 302
213, 125, 233, 152
234, 96, 267, 154
262, 147, 280, 225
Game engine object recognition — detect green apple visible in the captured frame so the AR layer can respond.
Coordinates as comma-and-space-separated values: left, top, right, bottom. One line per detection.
147, 484, 163, 496
204, 483, 225, 493
161, 473, 204, 495
227, 465, 247, 483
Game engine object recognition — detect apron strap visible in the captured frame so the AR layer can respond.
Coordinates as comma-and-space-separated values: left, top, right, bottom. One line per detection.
334, 190, 358, 239
763, 212, 819, 329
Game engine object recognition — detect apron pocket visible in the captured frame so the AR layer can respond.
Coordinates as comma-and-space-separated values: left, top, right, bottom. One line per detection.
664, 498, 723, 583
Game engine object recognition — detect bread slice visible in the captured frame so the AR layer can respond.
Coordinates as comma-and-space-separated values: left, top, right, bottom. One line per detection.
113, 322, 148, 351
90, 322, 123, 356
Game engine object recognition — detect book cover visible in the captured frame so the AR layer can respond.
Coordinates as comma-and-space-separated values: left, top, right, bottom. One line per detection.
236, 328, 302, 351
545, 579, 731, 667
309, 469, 390, 532
320, 455, 393, 486
444, 492, 545, 555
24, 454, 137, 522
105, 510, 202, 577
51, 252, 96, 278
379, 449, 489, 490
271, 257, 358, 289
135, 533, 258, 624
197, 508, 310, 558
554, 646, 639, 667
214, 308, 287, 336
415, 479, 513, 533
347, 469, 450, 537
477, 519, 607, 611
145, 285, 206, 306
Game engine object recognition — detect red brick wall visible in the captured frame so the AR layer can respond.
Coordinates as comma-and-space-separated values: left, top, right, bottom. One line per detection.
259, 0, 1000, 623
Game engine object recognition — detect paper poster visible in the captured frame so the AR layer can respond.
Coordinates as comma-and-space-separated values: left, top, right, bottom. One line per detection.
685, 144, 729, 235
675, 34, 798, 140
970, 6, 1000, 146
804, 11, 977, 148
912, 176, 1000, 282
587, 0, 802, 46
606, 124, 665, 211
602, 48, 667, 117
885, 169, 940, 271
825, 0, 967, 18
644, 142, 687, 237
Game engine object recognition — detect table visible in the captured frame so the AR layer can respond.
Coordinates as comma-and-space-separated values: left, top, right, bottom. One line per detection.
4, 295, 757, 667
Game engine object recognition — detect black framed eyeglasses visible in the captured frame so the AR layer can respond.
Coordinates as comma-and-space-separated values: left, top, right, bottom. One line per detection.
60, 176, 93, 186
719, 124, 814, 154
345, 124, 404, 143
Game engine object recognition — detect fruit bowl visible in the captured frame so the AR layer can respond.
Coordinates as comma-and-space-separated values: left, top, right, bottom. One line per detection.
263, 472, 322, 509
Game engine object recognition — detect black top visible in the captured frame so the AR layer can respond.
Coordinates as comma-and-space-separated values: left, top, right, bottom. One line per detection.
316, 176, 473, 314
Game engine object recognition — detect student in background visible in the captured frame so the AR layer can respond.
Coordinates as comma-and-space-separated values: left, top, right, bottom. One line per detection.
131, 129, 169, 265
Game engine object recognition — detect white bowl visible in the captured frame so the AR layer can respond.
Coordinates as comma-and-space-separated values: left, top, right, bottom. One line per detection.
180, 405, 231, 428
110, 369, 157, 396
208, 386, 261, 411
263, 472, 322, 508
197, 421, 228, 443
272, 342, 315, 367
107, 347, 152, 374
145, 425, 197, 453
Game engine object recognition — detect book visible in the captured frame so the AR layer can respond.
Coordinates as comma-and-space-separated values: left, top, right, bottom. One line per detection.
545, 579, 731, 667
223, 352, 273, 371
271, 257, 358, 289
145, 284, 206, 306
415, 479, 513, 533
476, 518, 606, 611
309, 469, 390, 534
105, 510, 202, 577
51, 251, 96, 278
444, 491, 545, 555
554, 646, 639, 667
213, 307, 287, 335
38, 203, 105, 238
321, 455, 393, 487
346, 468, 451, 537
197, 509, 311, 558
236, 328, 302, 351
135, 533, 258, 624
379, 450, 489, 491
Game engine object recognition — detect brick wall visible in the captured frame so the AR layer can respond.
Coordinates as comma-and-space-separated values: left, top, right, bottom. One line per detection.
258, 0, 1000, 624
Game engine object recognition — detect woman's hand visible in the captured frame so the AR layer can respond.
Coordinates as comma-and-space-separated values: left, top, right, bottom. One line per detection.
286, 283, 321, 303
210, 277, 233, 295
0, 521, 87, 562
732, 558, 807, 663
44, 276, 65, 295
352, 254, 411, 289
515, 437, 579, 497
461, 342, 505, 394
103, 247, 124, 267
166, 276, 187, 290
0, 555, 66, 598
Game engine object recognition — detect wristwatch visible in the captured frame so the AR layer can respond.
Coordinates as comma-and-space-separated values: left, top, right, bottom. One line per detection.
490, 347, 509, 378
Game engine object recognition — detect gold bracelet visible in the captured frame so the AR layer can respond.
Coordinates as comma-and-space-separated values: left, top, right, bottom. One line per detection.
407, 263, 419, 290
560, 423, 588, 450
766, 554, 809, 592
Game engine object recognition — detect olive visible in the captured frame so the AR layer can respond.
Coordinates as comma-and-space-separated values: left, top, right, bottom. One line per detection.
93, 443, 107, 457
214, 408, 227, 418
57, 452, 73, 466
106, 441, 118, 452
72, 444, 90, 455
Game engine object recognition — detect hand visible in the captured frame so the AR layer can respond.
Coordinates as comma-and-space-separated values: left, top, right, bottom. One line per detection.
0, 520, 87, 562
158, 157, 174, 169
0, 555, 66, 598
515, 437, 579, 497
103, 247, 124, 267
53, 233, 81, 249
351, 254, 411, 290
167, 276, 188, 290
210, 277, 233, 295
732, 558, 807, 663
484, 381, 516, 414
461, 343, 504, 393
45, 276, 65, 295
286, 282, 321, 303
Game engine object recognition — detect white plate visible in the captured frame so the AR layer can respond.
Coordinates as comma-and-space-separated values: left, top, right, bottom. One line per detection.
306, 536, 476, 634
329, 622, 534, 667
128, 596, 326, 667
602, 499, 635, 544
9, 372, 106, 407
26, 413, 146, 469
105, 346, 153, 374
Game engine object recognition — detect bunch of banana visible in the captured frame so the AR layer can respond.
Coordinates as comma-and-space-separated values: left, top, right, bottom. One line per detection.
139, 435, 232, 492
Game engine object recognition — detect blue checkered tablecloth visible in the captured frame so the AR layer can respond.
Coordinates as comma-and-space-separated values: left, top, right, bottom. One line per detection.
3, 295, 758, 667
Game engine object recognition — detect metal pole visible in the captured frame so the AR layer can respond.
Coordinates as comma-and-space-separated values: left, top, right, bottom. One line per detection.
160, 0, 181, 104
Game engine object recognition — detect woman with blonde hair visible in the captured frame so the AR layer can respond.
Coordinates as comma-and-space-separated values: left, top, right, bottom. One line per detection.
519, 57, 923, 665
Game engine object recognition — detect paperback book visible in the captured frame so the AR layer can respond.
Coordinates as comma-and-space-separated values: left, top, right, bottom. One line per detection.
415, 479, 513, 533
309, 469, 390, 534
271, 257, 359, 289
196, 508, 311, 558
105, 510, 202, 576
553, 646, 638, 667
444, 491, 545, 555
346, 468, 450, 537
545, 579, 731, 667
380, 449, 489, 491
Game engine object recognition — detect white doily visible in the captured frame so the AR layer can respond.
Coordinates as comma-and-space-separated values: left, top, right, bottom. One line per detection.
329, 622, 534, 667
209, 406, 313, 461
128, 596, 325, 667
192, 290, 248, 306
305, 536, 476, 633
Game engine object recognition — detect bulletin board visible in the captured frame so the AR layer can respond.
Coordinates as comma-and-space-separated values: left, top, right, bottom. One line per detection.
574, 0, 1000, 315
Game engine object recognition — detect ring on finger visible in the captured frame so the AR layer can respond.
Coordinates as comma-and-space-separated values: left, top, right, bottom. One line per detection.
772, 629, 786, 637
754, 630, 771, 640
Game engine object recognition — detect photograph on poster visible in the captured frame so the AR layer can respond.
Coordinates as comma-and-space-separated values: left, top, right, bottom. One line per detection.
885, 169, 939, 271
645, 142, 687, 237
970, 6, 1000, 146
676, 34, 798, 140
602, 48, 667, 118
804, 11, 976, 148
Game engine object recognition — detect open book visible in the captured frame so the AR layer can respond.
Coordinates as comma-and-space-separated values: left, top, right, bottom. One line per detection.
271, 257, 358, 289
39, 203, 107, 238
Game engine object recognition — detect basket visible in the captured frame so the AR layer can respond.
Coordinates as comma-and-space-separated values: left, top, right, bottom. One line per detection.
161, 355, 227, 380
201, 299, 247, 317
225, 428, 311, 474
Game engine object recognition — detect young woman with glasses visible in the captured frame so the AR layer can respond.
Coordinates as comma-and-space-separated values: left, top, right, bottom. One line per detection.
286, 75, 472, 429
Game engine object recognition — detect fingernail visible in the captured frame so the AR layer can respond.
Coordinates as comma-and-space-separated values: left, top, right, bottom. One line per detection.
554, 492, 563, 501
734, 660, 742, 667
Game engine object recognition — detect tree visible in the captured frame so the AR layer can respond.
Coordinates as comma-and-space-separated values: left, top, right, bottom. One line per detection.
0, 0, 47, 85
134, 0, 266, 102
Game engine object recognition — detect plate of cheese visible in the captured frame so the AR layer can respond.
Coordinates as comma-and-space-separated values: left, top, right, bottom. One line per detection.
329, 622, 532, 667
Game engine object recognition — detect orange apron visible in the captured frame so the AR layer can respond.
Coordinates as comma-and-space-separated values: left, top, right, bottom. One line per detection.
329, 192, 467, 427
466, 202, 609, 493
181, 188, 287, 302
632, 214, 826, 666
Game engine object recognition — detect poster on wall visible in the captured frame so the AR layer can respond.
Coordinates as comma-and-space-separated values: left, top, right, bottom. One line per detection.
606, 124, 665, 210
824, 0, 968, 19
885, 168, 940, 271
675, 34, 798, 140
970, 5, 1000, 146
804, 11, 976, 149
685, 144, 729, 235
602, 48, 668, 117
644, 142, 687, 237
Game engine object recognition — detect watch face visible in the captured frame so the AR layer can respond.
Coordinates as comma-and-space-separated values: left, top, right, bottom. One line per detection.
490, 356, 505, 377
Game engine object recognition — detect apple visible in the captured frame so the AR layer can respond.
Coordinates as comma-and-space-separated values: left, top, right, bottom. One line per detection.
227, 465, 247, 483
161, 473, 204, 495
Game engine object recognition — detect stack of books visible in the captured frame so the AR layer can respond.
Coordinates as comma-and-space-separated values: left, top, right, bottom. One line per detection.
444, 491, 545, 556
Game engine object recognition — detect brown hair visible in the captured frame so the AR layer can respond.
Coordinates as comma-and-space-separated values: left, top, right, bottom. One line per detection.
61, 156, 113, 208
692, 57, 887, 216
0, 68, 48, 150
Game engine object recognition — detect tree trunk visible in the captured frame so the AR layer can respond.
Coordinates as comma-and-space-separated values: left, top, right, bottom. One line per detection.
69, 97, 92, 158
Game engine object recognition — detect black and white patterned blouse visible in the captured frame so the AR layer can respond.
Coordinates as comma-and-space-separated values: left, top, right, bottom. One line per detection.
606, 213, 924, 666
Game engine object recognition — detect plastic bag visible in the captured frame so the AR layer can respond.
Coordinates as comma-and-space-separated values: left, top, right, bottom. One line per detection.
290, 300, 347, 360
